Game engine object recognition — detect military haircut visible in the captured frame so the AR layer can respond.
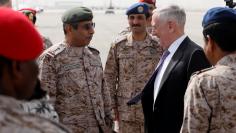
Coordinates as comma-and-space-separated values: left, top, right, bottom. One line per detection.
0, 0, 10, 5
203, 22, 236, 52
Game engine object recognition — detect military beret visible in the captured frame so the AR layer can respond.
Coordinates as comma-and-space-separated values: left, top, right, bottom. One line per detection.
18, 8, 37, 24
0, 8, 43, 61
126, 2, 149, 16
139, 0, 156, 5
18, 8, 37, 15
62, 7, 93, 24
202, 7, 236, 28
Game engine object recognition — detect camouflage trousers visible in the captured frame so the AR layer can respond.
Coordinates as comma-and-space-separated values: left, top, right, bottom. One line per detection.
119, 120, 144, 133
66, 125, 101, 133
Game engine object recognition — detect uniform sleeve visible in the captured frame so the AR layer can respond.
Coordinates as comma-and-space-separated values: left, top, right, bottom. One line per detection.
104, 44, 119, 111
102, 77, 113, 127
38, 54, 57, 99
181, 76, 212, 133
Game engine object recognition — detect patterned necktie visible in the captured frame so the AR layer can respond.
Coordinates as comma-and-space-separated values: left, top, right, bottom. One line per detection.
155, 50, 170, 72
152, 50, 170, 108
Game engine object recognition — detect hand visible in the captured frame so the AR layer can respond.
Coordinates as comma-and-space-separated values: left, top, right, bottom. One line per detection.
113, 120, 119, 133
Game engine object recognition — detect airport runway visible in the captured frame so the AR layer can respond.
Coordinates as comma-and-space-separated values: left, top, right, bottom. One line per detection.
37, 9, 206, 66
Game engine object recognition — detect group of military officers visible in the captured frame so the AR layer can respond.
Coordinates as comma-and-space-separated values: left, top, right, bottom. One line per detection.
1, 0, 236, 132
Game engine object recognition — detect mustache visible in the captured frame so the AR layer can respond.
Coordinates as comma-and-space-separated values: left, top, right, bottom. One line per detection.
131, 24, 141, 27
28, 79, 47, 101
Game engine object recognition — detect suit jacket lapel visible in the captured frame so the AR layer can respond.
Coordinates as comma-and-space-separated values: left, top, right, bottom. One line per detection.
158, 37, 189, 93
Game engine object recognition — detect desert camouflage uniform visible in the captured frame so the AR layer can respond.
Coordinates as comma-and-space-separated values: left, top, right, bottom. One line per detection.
21, 95, 59, 122
0, 95, 70, 133
38, 42, 112, 133
181, 53, 236, 133
104, 33, 162, 133
42, 36, 53, 50
118, 26, 153, 36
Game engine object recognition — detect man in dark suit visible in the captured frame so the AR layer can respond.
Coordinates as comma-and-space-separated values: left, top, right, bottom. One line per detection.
128, 5, 211, 133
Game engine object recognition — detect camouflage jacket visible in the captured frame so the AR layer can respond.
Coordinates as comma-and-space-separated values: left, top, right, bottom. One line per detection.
21, 95, 59, 122
0, 95, 70, 133
38, 42, 112, 132
181, 53, 236, 133
104, 33, 162, 122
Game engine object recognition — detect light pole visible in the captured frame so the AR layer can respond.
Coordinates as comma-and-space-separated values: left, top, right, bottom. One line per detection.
105, 0, 115, 14
108, 0, 113, 9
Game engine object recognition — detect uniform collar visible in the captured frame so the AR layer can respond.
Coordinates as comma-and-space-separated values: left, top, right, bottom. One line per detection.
63, 41, 85, 57
126, 33, 153, 47
217, 53, 236, 67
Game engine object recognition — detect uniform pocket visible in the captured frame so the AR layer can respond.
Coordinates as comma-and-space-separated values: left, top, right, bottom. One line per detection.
118, 54, 135, 76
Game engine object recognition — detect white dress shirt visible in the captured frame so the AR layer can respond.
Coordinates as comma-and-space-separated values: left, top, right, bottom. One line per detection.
153, 35, 187, 108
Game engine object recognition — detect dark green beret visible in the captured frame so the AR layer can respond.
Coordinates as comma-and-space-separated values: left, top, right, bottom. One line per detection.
62, 7, 93, 24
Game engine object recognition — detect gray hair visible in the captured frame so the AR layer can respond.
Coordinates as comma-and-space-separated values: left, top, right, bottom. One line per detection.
154, 5, 186, 27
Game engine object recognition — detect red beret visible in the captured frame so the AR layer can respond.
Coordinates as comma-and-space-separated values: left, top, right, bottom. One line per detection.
18, 8, 37, 15
139, 0, 156, 5
0, 8, 43, 61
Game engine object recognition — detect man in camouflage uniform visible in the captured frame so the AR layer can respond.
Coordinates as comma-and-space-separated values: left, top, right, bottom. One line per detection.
19, 8, 53, 50
0, 8, 70, 133
104, 3, 162, 133
181, 7, 236, 133
38, 7, 112, 133
119, 0, 156, 35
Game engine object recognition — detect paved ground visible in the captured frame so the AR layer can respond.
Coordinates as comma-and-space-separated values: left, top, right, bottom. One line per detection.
37, 9, 206, 66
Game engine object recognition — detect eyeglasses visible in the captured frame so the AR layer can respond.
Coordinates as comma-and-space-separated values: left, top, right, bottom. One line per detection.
79, 22, 95, 30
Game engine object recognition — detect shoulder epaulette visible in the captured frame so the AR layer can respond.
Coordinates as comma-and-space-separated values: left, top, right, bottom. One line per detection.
47, 43, 66, 57
191, 66, 214, 76
111, 35, 127, 48
150, 35, 159, 43
114, 35, 127, 44
88, 46, 100, 55
118, 27, 130, 36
